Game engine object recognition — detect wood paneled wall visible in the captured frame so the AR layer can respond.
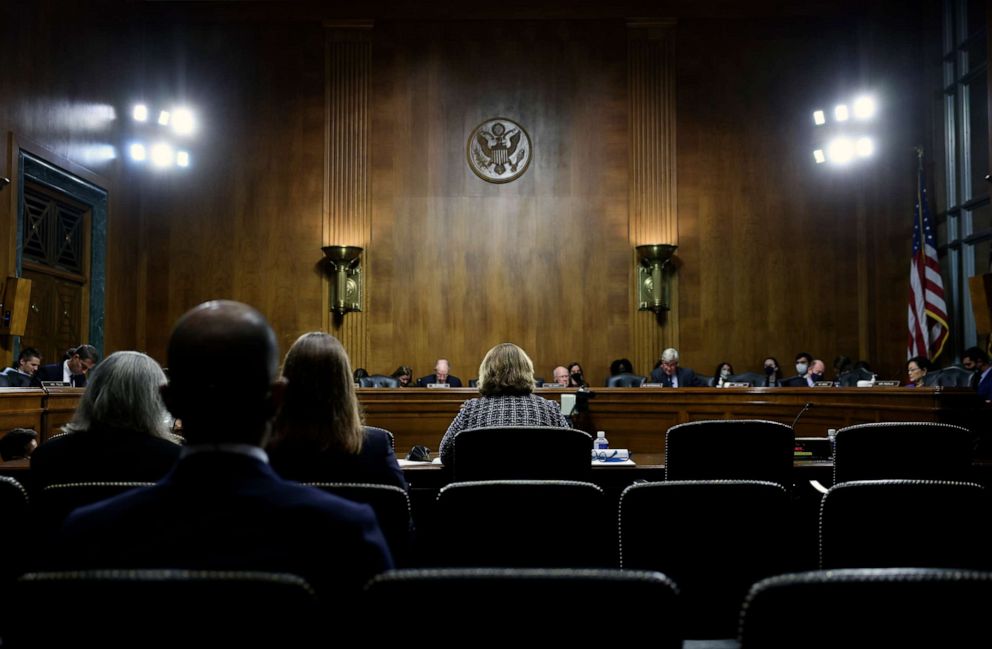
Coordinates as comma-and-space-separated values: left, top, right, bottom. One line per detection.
0, 2, 935, 383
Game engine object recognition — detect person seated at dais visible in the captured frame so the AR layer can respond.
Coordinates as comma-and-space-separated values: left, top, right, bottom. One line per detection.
390, 365, 415, 387
649, 348, 705, 387
417, 359, 462, 387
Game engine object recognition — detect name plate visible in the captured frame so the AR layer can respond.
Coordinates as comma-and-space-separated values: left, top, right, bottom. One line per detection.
723, 381, 752, 388
874, 380, 900, 387
41, 381, 70, 387
426, 383, 452, 389
814, 381, 835, 387
641, 383, 665, 388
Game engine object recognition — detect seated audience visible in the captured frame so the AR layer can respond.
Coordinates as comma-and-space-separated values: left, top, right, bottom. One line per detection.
34, 344, 99, 387
439, 343, 569, 466
30, 351, 182, 492
649, 348, 705, 387
0, 428, 38, 461
1, 347, 42, 387
712, 362, 734, 387
552, 366, 570, 386
52, 301, 392, 602
762, 356, 781, 387
566, 361, 588, 387
906, 356, 932, 388
390, 365, 415, 387
417, 358, 462, 387
268, 332, 407, 489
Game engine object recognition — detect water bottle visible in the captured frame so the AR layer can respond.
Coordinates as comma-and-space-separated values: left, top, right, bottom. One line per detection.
594, 430, 609, 450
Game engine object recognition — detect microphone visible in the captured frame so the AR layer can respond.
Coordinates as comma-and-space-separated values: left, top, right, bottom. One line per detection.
791, 401, 813, 430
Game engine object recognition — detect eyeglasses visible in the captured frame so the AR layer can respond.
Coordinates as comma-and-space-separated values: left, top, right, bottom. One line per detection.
907, 367, 921, 374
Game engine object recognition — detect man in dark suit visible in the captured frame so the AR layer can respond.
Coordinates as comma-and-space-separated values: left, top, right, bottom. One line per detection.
53, 300, 393, 602
416, 358, 463, 386
649, 348, 705, 387
963, 347, 992, 402
1, 346, 42, 387
34, 344, 99, 387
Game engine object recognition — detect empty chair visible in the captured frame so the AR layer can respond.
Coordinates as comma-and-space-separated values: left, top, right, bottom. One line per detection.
451, 427, 592, 481
664, 419, 795, 488
724, 372, 766, 387
359, 375, 400, 388
10, 569, 321, 648
606, 373, 646, 387
933, 365, 976, 387
431, 480, 609, 568
33, 481, 153, 538
306, 482, 413, 566
832, 421, 975, 485
819, 479, 991, 570
837, 366, 874, 387
739, 568, 992, 648
619, 480, 790, 638
364, 568, 682, 646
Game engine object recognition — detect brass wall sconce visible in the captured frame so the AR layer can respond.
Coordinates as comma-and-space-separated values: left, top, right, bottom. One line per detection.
636, 244, 677, 312
322, 245, 363, 316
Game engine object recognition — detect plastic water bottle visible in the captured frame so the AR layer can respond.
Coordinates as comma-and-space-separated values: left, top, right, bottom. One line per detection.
594, 430, 609, 450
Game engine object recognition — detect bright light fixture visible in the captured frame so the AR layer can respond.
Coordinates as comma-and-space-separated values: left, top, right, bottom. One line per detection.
855, 137, 874, 157
150, 142, 174, 167
827, 137, 854, 164
813, 110, 826, 126
813, 149, 826, 164
172, 108, 195, 135
129, 143, 147, 161
158, 110, 171, 126
853, 96, 876, 119
834, 104, 849, 122
133, 104, 148, 122
176, 151, 190, 167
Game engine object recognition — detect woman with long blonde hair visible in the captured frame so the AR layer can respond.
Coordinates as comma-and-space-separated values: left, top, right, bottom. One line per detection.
268, 332, 406, 488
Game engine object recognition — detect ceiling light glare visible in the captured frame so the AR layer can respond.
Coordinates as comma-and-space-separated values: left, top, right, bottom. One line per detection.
813, 149, 826, 164
133, 104, 148, 122
176, 151, 190, 167
855, 137, 874, 157
158, 110, 171, 126
150, 142, 174, 167
129, 143, 147, 161
827, 137, 854, 165
172, 108, 195, 135
834, 104, 849, 122
853, 96, 876, 120
813, 110, 826, 126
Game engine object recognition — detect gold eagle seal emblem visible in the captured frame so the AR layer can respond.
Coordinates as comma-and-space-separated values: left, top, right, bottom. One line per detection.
467, 117, 531, 183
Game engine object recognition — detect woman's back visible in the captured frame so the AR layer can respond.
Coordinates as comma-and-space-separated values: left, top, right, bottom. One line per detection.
269, 427, 407, 489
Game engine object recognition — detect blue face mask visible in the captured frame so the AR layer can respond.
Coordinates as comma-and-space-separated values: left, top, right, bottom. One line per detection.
720, 369, 731, 379
796, 362, 809, 375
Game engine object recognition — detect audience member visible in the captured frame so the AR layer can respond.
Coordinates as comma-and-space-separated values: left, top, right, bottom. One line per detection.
30, 351, 182, 492
34, 344, 99, 387
906, 356, 932, 388
0, 428, 38, 461
712, 362, 734, 387
53, 301, 392, 602
439, 343, 569, 466
268, 332, 406, 489
649, 348, 705, 387
762, 356, 781, 387
552, 366, 570, 386
566, 361, 588, 388
1, 347, 41, 387
390, 365, 414, 387
417, 359, 462, 387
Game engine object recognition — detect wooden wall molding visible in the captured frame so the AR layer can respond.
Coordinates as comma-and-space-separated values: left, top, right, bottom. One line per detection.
628, 19, 678, 374
324, 22, 373, 368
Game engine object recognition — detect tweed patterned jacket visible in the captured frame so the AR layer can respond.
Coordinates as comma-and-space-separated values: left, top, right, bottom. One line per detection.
438, 393, 570, 466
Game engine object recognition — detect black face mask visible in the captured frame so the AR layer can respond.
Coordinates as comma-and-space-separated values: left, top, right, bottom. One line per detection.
810, 373, 823, 382
764, 366, 776, 375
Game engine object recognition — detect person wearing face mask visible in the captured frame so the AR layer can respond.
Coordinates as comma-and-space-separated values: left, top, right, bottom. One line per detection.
712, 362, 734, 387
780, 352, 814, 387
805, 359, 826, 386
762, 357, 781, 387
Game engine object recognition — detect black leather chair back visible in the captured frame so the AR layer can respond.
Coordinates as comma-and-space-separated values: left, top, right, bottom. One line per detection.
359, 375, 400, 388
723, 372, 765, 386
364, 568, 682, 646
832, 421, 975, 485
451, 426, 592, 481
606, 373, 646, 387
11, 569, 321, 647
935, 365, 977, 387
620, 479, 790, 638
0, 476, 29, 581
431, 480, 609, 568
306, 482, 413, 566
33, 482, 154, 538
740, 568, 992, 648
837, 367, 874, 387
665, 419, 795, 488
819, 479, 991, 570
365, 425, 395, 450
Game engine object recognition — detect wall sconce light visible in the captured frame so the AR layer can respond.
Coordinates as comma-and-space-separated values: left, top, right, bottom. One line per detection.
322, 245, 364, 316
636, 244, 677, 312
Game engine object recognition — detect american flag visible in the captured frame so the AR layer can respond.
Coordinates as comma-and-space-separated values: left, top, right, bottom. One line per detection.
907, 153, 949, 361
